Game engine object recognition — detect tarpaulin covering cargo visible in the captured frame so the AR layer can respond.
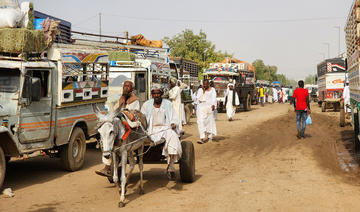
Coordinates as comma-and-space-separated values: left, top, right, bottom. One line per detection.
0, 28, 47, 53
128, 34, 162, 48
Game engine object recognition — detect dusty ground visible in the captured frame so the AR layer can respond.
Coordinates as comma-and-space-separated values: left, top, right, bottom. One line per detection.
1, 102, 360, 211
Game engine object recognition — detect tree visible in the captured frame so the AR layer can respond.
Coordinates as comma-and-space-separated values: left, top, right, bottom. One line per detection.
304, 74, 316, 84
252, 59, 280, 82
163, 29, 232, 78
252, 59, 296, 86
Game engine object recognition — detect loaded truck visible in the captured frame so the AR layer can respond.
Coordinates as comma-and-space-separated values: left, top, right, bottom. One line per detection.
203, 59, 256, 112
0, 44, 109, 188
345, 0, 360, 150
317, 58, 346, 112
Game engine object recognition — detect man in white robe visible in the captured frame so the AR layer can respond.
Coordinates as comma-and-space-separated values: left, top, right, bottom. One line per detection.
96, 80, 140, 177
169, 78, 183, 135
225, 83, 239, 121
197, 79, 217, 144
141, 84, 182, 180
343, 81, 350, 113
178, 80, 188, 125
273, 87, 278, 103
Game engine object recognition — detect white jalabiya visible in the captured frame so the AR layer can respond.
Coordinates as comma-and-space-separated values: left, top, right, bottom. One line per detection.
141, 99, 182, 162
282, 88, 287, 103
169, 85, 183, 133
272, 87, 278, 102
102, 100, 140, 166
179, 82, 188, 125
343, 85, 350, 113
225, 89, 240, 119
197, 87, 217, 139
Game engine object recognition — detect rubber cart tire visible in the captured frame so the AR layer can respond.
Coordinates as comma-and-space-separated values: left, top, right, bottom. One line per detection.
179, 141, 195, 183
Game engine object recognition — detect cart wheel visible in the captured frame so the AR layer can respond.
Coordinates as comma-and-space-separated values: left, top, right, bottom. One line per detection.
321, 102, 326, 112
179, 141, 195, 183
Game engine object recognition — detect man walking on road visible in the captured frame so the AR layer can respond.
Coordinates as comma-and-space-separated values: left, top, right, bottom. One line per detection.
197, 79, 217, 144
225, 83, 239, 121
293, 80, 310, 139
343, 81, 350, 114
169, 78, 183, 136
288, 86, 294, 104
259, 84, 265, 107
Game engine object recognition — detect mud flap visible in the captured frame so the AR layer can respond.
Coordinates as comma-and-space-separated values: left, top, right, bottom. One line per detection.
0, 126, 19, 156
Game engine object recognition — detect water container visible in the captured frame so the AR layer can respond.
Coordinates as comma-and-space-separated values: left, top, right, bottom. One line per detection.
34, 18, 45, 29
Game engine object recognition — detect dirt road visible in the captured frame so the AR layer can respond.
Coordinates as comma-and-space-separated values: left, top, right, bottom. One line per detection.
2, 103, 360, 212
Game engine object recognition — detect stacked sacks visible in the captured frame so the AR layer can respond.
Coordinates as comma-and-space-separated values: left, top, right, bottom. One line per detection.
0, 0, 23, 28
128, 34, 162, 48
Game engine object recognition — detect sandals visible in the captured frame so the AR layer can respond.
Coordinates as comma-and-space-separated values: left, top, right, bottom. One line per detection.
167, 165, 176, 181
197, 138, 208, 144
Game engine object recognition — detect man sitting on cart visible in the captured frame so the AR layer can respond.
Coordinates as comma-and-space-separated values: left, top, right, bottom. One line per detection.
141, 84, 182, 180
95, 80, 140, 177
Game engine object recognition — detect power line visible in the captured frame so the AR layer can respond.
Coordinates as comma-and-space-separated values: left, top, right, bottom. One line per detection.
72, 14, 98, 27
102, 14, 345, 24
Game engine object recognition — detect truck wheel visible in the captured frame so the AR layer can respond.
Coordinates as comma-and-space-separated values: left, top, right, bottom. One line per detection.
179, 141, 195, 183
184, 104, 192, 123
60, 127, 86, 171
0, 147, 6, 189
321, 102, 326, 112
244, 94, 251, 111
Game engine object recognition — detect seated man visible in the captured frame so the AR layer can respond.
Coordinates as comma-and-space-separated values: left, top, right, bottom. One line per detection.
141, 84, 182, 180
95, 80, 140, 177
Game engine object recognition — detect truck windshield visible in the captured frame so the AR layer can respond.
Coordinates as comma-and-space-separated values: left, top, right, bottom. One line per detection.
0, 68, 20, 93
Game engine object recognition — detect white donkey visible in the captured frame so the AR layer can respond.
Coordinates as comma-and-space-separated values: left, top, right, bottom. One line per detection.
93, 105, 148, 207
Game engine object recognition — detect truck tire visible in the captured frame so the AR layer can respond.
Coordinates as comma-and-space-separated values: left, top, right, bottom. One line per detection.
321, 102, 326, 112
179, 141, 195, 183
354, 113, 360, 153
60, 127, 86, 171
244, 94, 251, 111
184, 104, 192, 124
0, 147, 5, 189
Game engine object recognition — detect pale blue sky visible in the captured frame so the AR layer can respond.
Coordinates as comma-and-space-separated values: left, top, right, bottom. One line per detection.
24, 0, 354, 80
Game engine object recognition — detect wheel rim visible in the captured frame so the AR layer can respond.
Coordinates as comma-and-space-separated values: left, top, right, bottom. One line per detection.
72, 138, 80, 158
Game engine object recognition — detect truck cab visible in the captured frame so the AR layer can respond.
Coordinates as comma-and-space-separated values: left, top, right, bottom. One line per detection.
0, 44, 110, 188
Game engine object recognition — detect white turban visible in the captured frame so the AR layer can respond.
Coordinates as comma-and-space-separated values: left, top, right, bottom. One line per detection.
151, 83, 163, 91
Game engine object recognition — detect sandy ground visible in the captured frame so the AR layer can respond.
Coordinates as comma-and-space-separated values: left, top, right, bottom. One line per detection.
1, 102, 360, 211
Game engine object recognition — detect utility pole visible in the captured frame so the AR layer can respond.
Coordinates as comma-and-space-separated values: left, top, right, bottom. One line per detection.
99, 12, 102, 42
334, 26, 340, 56
124, 31, 128, 44
323, 43, 330, 58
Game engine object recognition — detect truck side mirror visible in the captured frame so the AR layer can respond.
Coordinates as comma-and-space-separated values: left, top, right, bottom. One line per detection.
31, 77, 41, 102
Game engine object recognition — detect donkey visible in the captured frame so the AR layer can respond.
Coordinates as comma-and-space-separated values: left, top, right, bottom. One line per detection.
93, 104, 148, 207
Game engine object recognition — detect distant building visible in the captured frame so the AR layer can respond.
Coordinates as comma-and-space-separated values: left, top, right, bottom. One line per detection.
34, 10, 72, 44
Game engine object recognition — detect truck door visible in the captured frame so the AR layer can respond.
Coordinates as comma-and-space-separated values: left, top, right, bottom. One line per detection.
134, 72, 148, 105
19, 69, 52, 143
